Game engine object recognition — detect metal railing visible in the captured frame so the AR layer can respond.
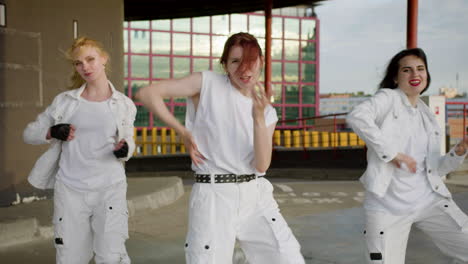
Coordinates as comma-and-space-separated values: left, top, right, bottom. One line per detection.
132, 113, 366, 156
273, 113, 365, 149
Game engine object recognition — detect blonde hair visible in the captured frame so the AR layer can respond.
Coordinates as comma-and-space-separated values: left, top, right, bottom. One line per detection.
66, 37, 110, 89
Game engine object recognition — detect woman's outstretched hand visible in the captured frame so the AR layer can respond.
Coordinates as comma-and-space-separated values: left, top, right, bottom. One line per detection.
455, 137, 468, 156
391, 153, 417, 173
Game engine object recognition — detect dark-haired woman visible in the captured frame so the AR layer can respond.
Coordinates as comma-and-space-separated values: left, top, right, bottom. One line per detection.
347, 48, 468, 263
137, 32, 304, 264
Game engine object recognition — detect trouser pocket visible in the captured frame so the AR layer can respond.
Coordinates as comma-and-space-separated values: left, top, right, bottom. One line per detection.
96, 183, 130, 264
185, 184, 214, 264
53, 182, 79, 264
53, 181, 69, 252
363, 225, 385, 263
53, 213, 67, 250
262, 210, 301, 252
438, 199, 468, 232
102, 200, 130, 264
93, 200, 130, 264
185, 229, 214, 264
259, 210, 304, 264
104, 201, 129, 238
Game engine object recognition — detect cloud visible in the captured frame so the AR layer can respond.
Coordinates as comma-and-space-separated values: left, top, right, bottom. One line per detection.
316, 0, 468, 95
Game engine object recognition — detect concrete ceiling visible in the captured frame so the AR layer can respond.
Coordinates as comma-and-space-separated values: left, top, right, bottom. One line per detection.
124, 0, 327, 20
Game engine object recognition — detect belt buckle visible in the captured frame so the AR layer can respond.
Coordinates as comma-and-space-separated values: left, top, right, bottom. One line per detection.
238, 174, 249, 183
234, 174, 241, 183
245, 174, 252, 182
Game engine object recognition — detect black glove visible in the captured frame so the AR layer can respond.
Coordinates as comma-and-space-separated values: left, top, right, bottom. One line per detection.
50, 124, 71, 141
113, 141, 129, 158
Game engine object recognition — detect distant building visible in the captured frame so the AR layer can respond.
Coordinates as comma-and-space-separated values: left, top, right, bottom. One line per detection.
320, 93, 351, 99
440, 87, 464, 99
319, 92, 369, 116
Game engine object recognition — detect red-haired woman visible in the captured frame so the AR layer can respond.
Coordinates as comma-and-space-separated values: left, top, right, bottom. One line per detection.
137, 32, 305, 264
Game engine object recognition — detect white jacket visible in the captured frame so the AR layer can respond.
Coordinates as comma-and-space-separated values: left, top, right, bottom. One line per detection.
23, 82, 137, 190
347, 88, 466, 198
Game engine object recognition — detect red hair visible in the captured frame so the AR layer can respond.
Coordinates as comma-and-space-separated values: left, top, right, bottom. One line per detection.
220, 32, 263, 74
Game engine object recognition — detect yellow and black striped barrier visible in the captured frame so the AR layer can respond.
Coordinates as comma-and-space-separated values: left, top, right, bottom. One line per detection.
133, 128, 366, 156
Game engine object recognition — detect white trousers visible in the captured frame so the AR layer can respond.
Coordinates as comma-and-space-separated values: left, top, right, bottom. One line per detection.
364, 196, 468, 264
185, 177, 305, 264
53, 180, 130, 264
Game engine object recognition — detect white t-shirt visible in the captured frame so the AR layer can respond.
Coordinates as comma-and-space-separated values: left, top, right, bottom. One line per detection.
186, 71, 278, 175
57, 98, 125, 191
365, 106, 439, 215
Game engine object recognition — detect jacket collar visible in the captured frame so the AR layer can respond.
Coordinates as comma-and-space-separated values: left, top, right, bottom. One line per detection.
395, 88, 430, 113
395, 88, 439, 127
65, 80, 119, 101
395, 88, 415, 108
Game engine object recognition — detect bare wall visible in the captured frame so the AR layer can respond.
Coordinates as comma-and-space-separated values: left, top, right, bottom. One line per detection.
0, 0, 124, 205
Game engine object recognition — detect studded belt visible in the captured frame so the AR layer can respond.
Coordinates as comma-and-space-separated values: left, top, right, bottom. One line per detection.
195, 174, 261, 183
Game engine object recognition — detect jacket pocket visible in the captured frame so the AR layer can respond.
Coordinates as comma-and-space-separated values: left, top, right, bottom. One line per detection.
50, 103, 69, 124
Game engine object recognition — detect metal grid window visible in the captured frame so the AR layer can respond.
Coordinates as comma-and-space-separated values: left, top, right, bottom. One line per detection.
124, 9, 319, 129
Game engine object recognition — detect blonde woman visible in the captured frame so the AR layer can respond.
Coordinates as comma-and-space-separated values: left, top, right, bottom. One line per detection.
23, 37, 136, 264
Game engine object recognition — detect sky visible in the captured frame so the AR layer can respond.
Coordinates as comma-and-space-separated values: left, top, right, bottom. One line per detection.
315, 0, 468, 96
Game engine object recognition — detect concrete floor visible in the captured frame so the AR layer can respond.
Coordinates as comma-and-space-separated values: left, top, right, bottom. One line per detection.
1, 180, 468, 264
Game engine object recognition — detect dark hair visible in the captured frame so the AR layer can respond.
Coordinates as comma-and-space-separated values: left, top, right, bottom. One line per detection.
220, 32, 263, 74
379, 48, 431, 94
